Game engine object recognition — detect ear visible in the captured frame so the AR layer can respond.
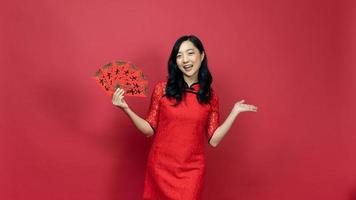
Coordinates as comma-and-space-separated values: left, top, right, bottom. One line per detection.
201, 51, 205, 62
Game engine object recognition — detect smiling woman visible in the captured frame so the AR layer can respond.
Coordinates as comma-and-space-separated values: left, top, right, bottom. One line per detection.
176, 41, 205, 80
111, 35, 257, 200
166, 36, 212, 105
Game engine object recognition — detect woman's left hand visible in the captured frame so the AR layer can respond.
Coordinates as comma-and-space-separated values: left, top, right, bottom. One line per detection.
233, 100, 258, 114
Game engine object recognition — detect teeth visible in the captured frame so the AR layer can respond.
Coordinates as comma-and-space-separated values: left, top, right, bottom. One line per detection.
183, 65, 193, 71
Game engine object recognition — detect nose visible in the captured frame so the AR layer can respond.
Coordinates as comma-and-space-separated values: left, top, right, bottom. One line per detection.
182, 54, 189, 63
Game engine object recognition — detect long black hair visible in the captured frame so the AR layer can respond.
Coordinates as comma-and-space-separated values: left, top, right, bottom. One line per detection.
165, 35, 213, 105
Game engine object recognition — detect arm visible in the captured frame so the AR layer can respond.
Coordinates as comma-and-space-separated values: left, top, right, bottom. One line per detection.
121, 107, 154, 137
112, 82, 164, 138
209, 109, 239, 147
209, 100, 257, 147
112, 88, 154, 137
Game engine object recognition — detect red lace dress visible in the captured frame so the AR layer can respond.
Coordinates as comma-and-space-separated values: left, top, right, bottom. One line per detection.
142, 80, 220, 200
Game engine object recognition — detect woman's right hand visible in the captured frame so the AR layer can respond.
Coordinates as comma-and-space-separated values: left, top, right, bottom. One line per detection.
112, 88, 129, 109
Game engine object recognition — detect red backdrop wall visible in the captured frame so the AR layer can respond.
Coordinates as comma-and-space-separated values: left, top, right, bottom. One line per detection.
1, 0, 356, 199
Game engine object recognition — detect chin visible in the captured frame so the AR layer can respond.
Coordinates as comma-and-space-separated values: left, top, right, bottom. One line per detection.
185, 71, 198, 77
183, 73, 194, 77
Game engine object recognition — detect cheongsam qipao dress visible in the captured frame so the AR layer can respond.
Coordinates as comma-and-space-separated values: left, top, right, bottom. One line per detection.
143, 80, 220, 200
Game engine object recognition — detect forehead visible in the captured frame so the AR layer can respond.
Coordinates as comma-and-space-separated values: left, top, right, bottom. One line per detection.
178, 41, 197, 52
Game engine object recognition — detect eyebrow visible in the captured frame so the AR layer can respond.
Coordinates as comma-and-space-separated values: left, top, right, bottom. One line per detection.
177, 48, 195, 53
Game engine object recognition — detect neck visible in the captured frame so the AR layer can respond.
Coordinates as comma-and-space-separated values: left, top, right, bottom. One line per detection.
183, 76, 198, 87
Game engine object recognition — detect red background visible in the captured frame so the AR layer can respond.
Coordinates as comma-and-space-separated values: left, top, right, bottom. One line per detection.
1, 0, 356, 199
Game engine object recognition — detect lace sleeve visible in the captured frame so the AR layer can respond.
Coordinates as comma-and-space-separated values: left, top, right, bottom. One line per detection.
145, 81, 164, 131
206, 89, 220, 143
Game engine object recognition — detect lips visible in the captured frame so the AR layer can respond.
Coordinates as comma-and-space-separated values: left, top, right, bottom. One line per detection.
183, 64, 193, 71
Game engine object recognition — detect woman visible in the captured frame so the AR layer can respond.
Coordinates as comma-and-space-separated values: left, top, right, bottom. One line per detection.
112, 35, 257, 200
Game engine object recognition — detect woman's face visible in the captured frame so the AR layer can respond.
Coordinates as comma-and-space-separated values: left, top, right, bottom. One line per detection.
176, 40, 205, 80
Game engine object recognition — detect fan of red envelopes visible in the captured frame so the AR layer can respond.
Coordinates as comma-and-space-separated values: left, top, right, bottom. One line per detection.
93, 60, 148, 97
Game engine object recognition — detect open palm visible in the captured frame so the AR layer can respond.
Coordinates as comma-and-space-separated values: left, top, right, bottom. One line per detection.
234, 100, 258, 113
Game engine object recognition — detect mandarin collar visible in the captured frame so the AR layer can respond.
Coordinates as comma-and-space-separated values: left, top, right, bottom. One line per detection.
183, 81, 200, 91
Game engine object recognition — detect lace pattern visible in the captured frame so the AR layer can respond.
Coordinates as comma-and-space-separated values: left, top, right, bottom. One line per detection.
206, 89, 220, 142
145, 81, 165, 131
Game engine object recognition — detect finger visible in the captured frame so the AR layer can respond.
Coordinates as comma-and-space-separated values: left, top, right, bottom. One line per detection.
119, 90, 125, 97
244, 105, 253, 110
117, 90, 125, 98
114, 89, 122, 98
238, 99, 245, 104
112, 94, 117, 103
118, 89, 124, 96
114, 87, 121, 95
112, 91, 118, 99
250, 105, 257, 109
245, 104, 257, 110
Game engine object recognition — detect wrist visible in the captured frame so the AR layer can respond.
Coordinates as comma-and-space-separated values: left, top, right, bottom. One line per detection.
121, 106, 130, 112
231, 108, 240, 116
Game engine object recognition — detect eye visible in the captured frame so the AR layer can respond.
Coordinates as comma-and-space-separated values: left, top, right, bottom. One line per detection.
188, 52, 194, 55
176, 54, 182, 58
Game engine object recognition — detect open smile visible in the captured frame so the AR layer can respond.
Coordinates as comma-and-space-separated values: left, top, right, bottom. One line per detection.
183, 64, 193, 71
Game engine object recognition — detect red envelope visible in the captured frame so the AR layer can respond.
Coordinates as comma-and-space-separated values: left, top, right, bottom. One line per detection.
93, 60, 148, 97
